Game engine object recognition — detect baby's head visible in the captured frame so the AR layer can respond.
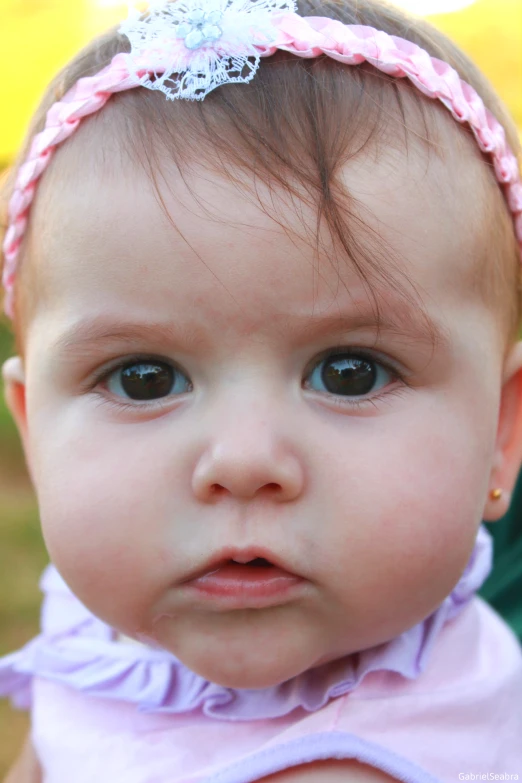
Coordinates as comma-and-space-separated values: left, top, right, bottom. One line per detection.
2, 0, 522, 690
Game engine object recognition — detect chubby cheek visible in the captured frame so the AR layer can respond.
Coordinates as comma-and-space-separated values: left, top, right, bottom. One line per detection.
318, 400, 494, 640
29, 416, 175, 632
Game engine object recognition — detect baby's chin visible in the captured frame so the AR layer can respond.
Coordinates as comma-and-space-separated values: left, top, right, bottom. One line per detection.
147, 613, 330, 689
173, 648, 317, 690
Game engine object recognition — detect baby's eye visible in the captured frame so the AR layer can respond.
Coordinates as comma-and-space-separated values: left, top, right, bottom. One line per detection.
105, 360, 191, 401
305, 351, 394, 398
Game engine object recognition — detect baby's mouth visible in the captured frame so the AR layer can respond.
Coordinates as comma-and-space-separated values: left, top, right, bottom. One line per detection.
181, 550, 306, 608
202, 557, 282, 581
183, 546, 302, 583
232, 557, 273, 567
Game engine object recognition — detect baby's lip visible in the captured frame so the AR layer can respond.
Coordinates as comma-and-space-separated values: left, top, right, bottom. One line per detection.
180, 545, 303, 584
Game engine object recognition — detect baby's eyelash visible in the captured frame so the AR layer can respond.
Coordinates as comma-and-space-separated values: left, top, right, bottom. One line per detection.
91, 394, 176, 415
313, 345, 403, 378
88, 354, 177, 389
86, 346, 409, 413
323, 386, 409, 411
304, 346, 407, 399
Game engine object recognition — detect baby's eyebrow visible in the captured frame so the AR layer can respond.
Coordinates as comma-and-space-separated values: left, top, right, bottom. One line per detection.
51, 319, 208, 359
51, 307, 449, 358
286, 310, 450, 349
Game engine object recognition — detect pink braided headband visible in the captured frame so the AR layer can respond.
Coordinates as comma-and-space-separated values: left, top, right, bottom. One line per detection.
3, 1, 522, 319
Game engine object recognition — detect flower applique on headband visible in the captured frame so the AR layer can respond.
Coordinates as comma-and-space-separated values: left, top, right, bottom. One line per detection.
120, 0, 296, 100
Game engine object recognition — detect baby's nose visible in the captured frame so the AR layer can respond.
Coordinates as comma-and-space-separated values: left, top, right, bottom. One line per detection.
191, 414, 304, 503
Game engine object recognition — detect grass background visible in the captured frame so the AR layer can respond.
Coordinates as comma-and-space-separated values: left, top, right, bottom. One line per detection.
0, 323, 47, 777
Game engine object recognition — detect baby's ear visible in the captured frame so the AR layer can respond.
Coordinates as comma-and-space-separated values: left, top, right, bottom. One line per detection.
2, 356, 32, 472
484, 340, 522, 521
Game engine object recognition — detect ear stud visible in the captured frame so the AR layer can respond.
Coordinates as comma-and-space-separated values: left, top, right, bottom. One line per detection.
490, 488, 503, 501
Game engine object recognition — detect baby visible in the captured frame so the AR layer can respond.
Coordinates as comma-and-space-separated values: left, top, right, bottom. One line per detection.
1, 0, 522, 780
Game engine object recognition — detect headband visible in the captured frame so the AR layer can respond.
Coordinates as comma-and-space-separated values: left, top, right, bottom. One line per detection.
2, 0, 522, 318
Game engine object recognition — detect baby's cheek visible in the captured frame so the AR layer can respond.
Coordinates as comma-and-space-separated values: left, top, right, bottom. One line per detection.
32, 427, 168, 628
323, 412, 489, 631
362, 425, 487, 597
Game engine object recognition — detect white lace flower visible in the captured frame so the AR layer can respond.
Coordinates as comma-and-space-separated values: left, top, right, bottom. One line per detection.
176, 8, 224, 50
120, 0, 297, 101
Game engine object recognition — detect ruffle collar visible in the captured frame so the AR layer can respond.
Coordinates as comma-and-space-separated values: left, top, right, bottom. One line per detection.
0, 526, 492, 720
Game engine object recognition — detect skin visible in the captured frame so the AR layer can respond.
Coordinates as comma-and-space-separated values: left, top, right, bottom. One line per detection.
4, 136, 522, 782
3, 737, 40, 783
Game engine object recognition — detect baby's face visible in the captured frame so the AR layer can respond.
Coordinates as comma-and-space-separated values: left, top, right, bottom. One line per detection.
8, 138, 519, 688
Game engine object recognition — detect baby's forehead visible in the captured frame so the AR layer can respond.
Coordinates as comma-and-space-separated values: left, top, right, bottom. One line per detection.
35, 88, 489, 232
25, 87, 503, 340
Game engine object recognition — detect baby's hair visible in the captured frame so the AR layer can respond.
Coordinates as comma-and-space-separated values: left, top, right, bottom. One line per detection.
1, 0, 521, 353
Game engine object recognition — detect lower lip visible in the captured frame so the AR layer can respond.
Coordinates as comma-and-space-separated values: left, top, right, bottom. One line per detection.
184, 565, 305, 609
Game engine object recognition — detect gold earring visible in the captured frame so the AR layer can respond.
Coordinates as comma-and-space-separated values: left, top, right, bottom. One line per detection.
490, 488, 503, 501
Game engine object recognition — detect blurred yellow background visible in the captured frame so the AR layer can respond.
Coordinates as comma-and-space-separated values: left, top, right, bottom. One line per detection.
0, 0, 521, 167
0, 0, 521, 775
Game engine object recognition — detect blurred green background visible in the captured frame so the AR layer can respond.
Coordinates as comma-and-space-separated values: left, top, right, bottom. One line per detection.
0, 0, 521, 775
0, 327, 47, 773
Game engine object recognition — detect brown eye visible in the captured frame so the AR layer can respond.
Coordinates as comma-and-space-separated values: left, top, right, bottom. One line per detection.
323, 356, 375, 396
306, 352, 392, 398
106, 361, 190, 401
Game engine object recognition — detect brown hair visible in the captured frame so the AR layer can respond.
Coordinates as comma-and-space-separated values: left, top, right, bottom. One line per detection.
1, 0, 521, 351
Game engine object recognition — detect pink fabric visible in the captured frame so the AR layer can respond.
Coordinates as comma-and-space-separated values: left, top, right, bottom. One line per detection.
3, 14, 522, 317
29, 599, 522, 782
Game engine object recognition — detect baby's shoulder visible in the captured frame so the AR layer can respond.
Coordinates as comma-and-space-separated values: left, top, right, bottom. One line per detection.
258, 759, 397, 782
